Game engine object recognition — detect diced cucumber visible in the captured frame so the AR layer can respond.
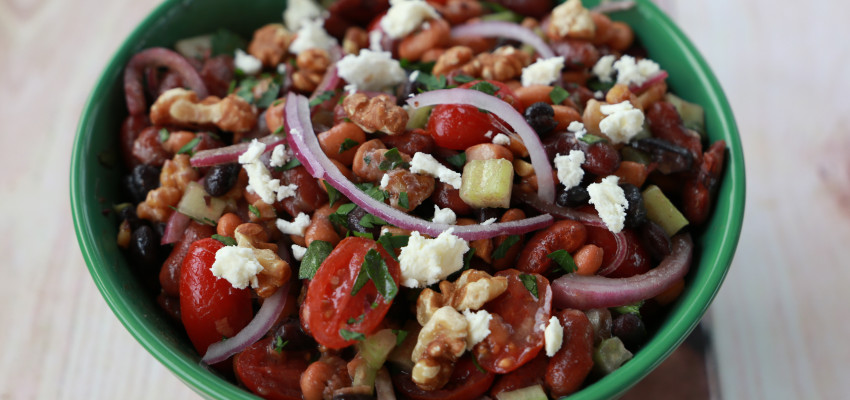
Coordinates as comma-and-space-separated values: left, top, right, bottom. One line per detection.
176, 181, 226, 225
592, 337, 633, 375
459, 159, 514, 208
495, 385, 548, 400
351, 329, 397, 389
641, 185, 689, 236
406, 105, 432, 130
665, 93, 705, 137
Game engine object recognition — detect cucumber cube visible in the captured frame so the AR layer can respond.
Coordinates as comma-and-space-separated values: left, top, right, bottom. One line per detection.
642, 185, 689, 236
460, 159, 514, 208
177, 181, 226, 225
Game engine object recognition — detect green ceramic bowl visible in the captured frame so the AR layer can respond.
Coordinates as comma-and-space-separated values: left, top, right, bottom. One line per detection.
71, 0, 745, 398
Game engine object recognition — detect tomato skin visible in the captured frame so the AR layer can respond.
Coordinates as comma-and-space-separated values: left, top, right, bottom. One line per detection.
473, 269, 552, 374
391, 355, 495, 400
179, 238, 253, 356
427, 80, 523, 150
303, 237, 401, 349
234, 337, 312, 400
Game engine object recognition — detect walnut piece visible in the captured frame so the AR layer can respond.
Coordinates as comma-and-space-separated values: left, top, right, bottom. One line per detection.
137, 154, 199, 223
150, 88, 257, 133
411, 306, 468, 390
547, 0, 595, 40
234, 223, 292, 298
342, 93, 409, 135
416, 270, 508, 325
460, 46, 532, 82
343, 27, 369, 55
432, 46, 473, 77
247, 23, 295, 67
383, 168, 435, 212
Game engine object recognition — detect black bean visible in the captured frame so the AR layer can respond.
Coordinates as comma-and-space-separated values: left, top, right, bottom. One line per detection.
396, 74, 427, 106
612, 313, 647, 352
128, 225, 160, 270
475, 207, 503, 224
204, 163, 240, 197
557, 185, 590, 208
639, 221, 672, 262
117, 204, 142, 231
346, 206, 382, 239
125, 164, 161, 203
273, 318, 317, 350
621, 183, 647, 229
631, 138, 693, 174
524, 102, 557, 136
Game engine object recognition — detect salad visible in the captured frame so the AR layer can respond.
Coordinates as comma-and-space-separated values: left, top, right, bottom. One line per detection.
114, 0, 727, 398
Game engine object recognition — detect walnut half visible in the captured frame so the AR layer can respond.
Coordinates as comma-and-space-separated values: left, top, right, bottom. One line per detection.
150, 88, 257, 133
411, 306, 469, 390
342, 93, 408, 135
234, 223, 291, 298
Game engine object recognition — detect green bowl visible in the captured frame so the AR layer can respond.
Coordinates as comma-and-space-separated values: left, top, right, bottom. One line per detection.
71, 0, 745, 399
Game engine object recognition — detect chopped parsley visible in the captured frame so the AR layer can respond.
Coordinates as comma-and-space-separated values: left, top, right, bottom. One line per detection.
273, 337, 288, 353
255, 81, 281, 108
211, 234, 237, 247
177, 137, 201, 155
492, 235, 520, 260
339, 329, 365, 341
415, 72, 448, 92
453, 74, 475, 84
393, 329, 409, 346
549, 86, 570, 105
471, 353, 486, 373
446, 152, 467, 169
400, 58, 436, 73
309, 90, 336, 107
519, 274, 539, 299
299, 240, 334, 279
612, 301, 644, 317
359, 214, 388, 229
579, 134, 607, 145
351, 231, 374, 239
356, 182, 389, 202
274, 158, 301, 172
329, 203, 357, 227
463, 248, 476, 271
398, 192, 409, 209
248, 204, 260, 218
378, 148, 410, 171
469, 80, 500, 96
377, 232, 409, 261
158, 128, 170, 143
547, 249, 577, 274
339, 138, 359, 153
351, 249, 398, 302
323, 181, 343, 207
235, 77, 258, 104
271, 125, 285, 135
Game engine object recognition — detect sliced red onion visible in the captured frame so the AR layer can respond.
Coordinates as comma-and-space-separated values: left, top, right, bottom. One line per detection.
584, 218, 627, 277
591, 0, 636, 14
190, 135, 287, 167
284, 92, 553, 240
451, 21, 555, 59
161, 210, 190, 245
375, 367, 396, 400
202, 282, 291, 365
552, 234, 693, 310
124, 47, 209, 115
631, 70, 668, 95
407, 89, 556, 204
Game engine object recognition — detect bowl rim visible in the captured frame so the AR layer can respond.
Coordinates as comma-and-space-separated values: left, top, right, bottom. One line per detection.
70, 0, 745, 399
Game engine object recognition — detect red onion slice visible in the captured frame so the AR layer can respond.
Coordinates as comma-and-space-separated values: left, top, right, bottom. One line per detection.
189, 135, 287, 167
161, 210, 190, 245
202, 281, 291, 365
407, 89, 556, 204
591, 0, 636, 14
284, 92, 553, 240
124, 47, 209, 115
552, 234, 693, 310
451, 21, 555, 59
631, 70, 668, 95
584, 218, 628, 277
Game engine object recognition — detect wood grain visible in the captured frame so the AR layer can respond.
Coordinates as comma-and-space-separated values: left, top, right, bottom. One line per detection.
1, 0, 847, 399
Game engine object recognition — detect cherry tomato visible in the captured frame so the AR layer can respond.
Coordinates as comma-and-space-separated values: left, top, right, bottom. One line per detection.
179, 238, 253, 356
545, 309, 594, 398
489, 352, 548, 397
391, 355, 495, 400
427, 80, 523, 150
473, 269, 551, 373
302, 237, 400, 349
234, 337, 312, 400
585, 225, 652, 278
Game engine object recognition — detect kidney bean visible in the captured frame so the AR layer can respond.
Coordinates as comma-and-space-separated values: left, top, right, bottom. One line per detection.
639, 220, 672, 262
491, 209, 527, 270
380, 129, 436, 159
545, 309, 594, 398
550, 39, 600, 70
516, 220, 587, 276
120, 114, 150, 169
583, 141, 621, 176
683, 140, 726, 225
646, 101, 703, 162
489, 353, 548, 397
612, 312, 647, 352
585, 225, 651, 278
275, 166, 329, 218
159, 221, 214, 297
200, 55, 235, 98
430, 182, 473, 216
132, 126, 170, 167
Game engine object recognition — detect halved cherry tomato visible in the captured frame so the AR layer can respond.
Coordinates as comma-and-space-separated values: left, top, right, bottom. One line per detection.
234, 337, 312, 400
473, 269, 551, 373
585, 225, 651, 278
427, 80, 523, 150
489, 352, 548, 397
179, 238, 253, 356
302, 237, 400, 349
391, 355, 495, 400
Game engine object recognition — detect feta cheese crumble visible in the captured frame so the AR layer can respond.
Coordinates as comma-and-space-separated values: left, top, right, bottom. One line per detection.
481, 217, 497, 226
234, 49, 262, 75
492, 133, 511, 146
380, 173, 391, 190
269, 144, 289, 168
409, 152, 462, 189
554, 150, 585, 190
587, 175, 628, 233
463, 309, 493, 350
398, 229, 469, 288
592, 54, 617, 83
432, 205, 457, 225
567, 121, 586, 139
549, 0, 594, 38
291, 244, 307, 261
284, 0, 323, 32
289, 19, 337, 55
544, 316, 564, 357
599, 101, 645, 144
276, 212, 311, 236
240, 139, 297, 204
336, 49, 407, 92
380, 0, 439, 39
211, 246, 264, 289
521, 56, 565, 87
613, 55, 660, 87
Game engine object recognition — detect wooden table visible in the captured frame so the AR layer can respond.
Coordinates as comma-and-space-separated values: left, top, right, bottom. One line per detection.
2, 0, 847, 398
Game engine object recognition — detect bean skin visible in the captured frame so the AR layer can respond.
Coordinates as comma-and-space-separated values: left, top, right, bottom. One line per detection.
516, 220, 587, 276
545, 309, 594, 398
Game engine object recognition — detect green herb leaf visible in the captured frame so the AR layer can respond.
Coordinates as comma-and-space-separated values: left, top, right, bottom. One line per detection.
323, 181, 343, 207
469, 81, 500, 96
274, 158, 301, 172
398, 192, 409, 209
271, 125, 285, 135
235, 77, 258, 104
255, 81, 281, 108
378, 148, 409, 171
300, 240, 334, 279
309, 90, 336, 107
549, 86, 570, 105
351, 231, 374, 239
445, 152, 467, 169
587, 79, 615, 93
177, 137, 201, 155
415, 72, 447, 92
158, 129, 170, 143
248, 204, 260, 218
357, 183, 390, 202
492, 235, 520, 260
359, 214, 388, 229
393, 329, 409, 346
274, 337, 288, 353
400, 58, 436, 73
463, 248, 475, 271
378, 232, 409, 262
227, 80, 237, 95
272, 99, 283, 107
329, 203, 357, 227
519, 274, 539, 299
579, 134, 607, 145
212, 234, 237, 247
612, 301, 644, 317
210, 29, 247, 56
339, 329, 366, 341
351, 267, 370, 296
339, 138, 359, 153
471, 353, 486, 373
364, 155, 372, 165
547, 249, 577, 274
365, 249, 399, 301
453, 74, 475, 84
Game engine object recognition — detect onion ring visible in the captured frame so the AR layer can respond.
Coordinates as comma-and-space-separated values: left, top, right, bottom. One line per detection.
451, 21, 555, 59
189, 135, 287, 167
123, 47, 208, 115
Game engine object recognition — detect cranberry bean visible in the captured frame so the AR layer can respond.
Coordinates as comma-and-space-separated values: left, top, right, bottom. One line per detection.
379, 129, 435, 156
517, 220, 587, 276
430, 182, 473, 216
